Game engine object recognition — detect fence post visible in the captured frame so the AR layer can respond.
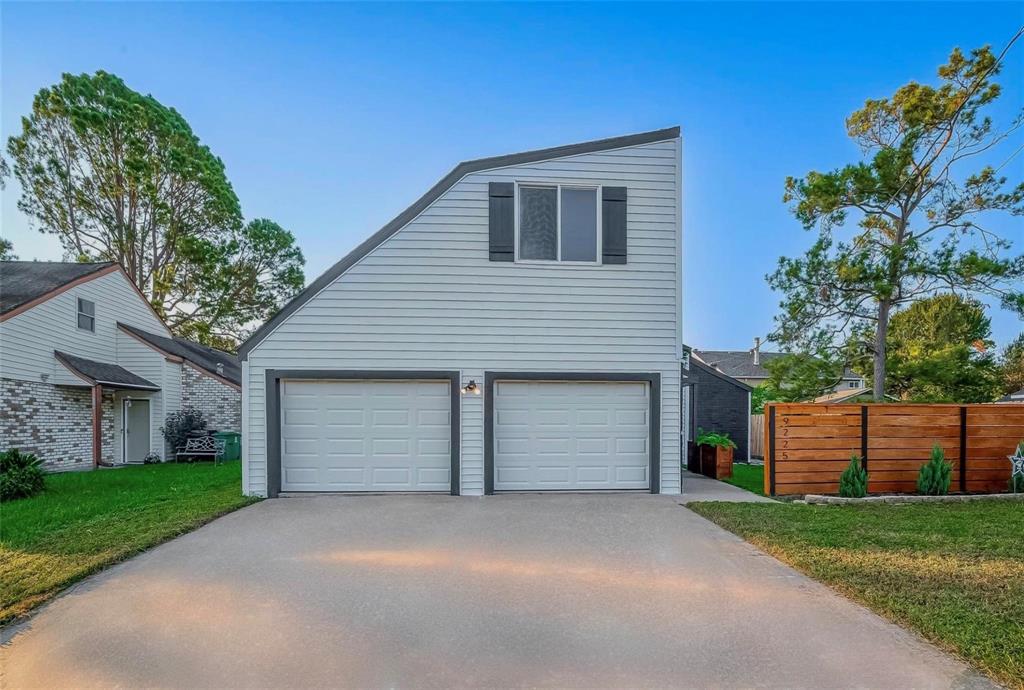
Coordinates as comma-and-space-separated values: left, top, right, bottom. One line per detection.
768, 406, 776, 496
860, 406, 868, 472
959, 406, 967, 493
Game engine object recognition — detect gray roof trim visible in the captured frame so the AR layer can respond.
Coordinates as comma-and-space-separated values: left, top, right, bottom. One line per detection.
685, 358, 754, 392
117, 322, 241, 387
54, 350, 161, 390
238, 126, 681, 360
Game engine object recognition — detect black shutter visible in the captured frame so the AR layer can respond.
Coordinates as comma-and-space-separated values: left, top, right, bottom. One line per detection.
602, 186, 627, 264
488, 182, 514, 261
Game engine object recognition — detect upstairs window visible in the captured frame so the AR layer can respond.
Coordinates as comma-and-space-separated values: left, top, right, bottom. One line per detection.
517, 185, 599, 263
77, 298, 95, 332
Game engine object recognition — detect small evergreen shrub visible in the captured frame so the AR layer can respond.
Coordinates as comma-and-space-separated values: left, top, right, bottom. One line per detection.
0, 448, 46, 501
695, 428, 737, 450
161, 407, 207, 452
839, 455, 868, 498
917, 444, 952, 495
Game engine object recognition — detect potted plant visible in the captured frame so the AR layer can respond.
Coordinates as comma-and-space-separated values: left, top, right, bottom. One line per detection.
694, 429, 737, 480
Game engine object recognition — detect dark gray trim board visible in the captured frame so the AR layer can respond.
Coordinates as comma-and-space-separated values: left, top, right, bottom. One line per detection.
239, 127, 680, 359
483, 372, 661, 495
264, 370, 461, 498
685, 358, 753, 392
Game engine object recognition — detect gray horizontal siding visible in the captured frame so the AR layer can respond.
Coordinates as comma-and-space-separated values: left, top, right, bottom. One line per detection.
244, 138, 682, 496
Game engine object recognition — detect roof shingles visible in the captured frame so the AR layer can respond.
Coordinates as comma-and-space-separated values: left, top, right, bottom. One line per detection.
1, 261, 115, 315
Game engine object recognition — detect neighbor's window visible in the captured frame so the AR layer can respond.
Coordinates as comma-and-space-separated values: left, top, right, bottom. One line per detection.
77, 298, 95, 332
518, 185, 598, 263
849, 381, 859, 389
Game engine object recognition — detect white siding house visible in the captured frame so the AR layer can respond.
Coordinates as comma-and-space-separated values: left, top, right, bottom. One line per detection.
240, 128, 685, 497
0, 263, 242, 470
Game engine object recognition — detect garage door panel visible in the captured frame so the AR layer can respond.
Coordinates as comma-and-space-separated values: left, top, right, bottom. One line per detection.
281, 379, 451, 492
494, 380, 650, 491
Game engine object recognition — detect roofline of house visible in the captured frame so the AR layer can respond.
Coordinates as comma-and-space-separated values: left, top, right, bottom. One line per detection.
53, 350, 161, 391
0, 263, 119, 322
685, 358, 754, 392
238, 126, 682, 360
116, 323, 242, 390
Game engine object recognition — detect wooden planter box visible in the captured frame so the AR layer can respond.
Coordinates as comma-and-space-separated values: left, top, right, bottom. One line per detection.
697, 444, 734, 480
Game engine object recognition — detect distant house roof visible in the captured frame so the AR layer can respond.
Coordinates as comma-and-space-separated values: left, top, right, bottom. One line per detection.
54, 351, 160, 390
0, 261, 117, 317
808, 388, 879, 404
686, 353, 753, 392
999, 388, 1024, 403
118, 322, 241, 387
693, 348, 863, 381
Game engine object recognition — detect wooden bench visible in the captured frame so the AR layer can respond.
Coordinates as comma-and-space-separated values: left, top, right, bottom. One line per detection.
176, 436, 226, 463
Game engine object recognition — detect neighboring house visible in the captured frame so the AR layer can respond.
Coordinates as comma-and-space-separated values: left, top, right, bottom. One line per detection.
808, 387, 881, 404
695, 338, 865, 392
239, 127, 684, 497
682, 347, 752, 462
998, 388, 1024, 403
0, 261, 241, 470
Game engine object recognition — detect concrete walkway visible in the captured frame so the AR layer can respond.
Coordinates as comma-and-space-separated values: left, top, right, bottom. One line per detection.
679, 468, 775, 503
2, 495, 992, 689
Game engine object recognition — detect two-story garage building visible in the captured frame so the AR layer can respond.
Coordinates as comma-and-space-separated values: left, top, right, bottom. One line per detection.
0, 262, 241, 469
239, 128, 685, 497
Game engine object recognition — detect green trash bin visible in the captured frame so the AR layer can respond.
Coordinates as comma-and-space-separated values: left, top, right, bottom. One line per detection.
213, 431, 241, 461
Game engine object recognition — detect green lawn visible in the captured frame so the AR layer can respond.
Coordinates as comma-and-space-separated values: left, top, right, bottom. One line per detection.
689, 500, 1024, 689
0, 462, 256, 623
722, 463, 764, 495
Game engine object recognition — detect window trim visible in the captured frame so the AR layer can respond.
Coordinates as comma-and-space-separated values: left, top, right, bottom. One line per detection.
76, 297, 96, 333
514, 182, 602, 265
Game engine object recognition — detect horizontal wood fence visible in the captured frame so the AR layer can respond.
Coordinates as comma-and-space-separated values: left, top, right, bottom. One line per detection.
750, 414, 765, 458
764, 403, 1024, 495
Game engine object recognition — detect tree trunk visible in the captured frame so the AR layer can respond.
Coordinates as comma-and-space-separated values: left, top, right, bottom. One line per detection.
873, 299, 891, 402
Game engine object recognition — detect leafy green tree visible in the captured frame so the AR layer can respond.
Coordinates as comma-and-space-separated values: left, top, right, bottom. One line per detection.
880, 294, 1000, 402
0, 238, 16, 261
5, 71, 304, 348
999, 333, 1024, 395
769, 41, 1024, 401
762, 352, 847, 402
750, 385, 775, 414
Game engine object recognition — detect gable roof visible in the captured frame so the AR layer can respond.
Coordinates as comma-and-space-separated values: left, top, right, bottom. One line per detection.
999, 388, 1024, 403
1, 261, 117, 318
694, 349, 863, 380
685, 356, 753, 392
54, 350, 160, 390
238, 126, 681, 360
118, 323, 241, 387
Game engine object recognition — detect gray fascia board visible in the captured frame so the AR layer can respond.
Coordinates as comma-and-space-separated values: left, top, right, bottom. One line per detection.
688, 358, 754, 392
239, 127, 681, 360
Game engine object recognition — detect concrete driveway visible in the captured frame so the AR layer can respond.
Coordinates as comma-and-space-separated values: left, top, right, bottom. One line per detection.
2, 495, 992, 689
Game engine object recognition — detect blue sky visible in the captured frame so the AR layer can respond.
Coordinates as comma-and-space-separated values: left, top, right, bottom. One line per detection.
2, 2, 1022, 349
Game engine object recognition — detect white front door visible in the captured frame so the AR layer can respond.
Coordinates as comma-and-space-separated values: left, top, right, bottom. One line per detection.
123, 398, 151, 463
280, 379, 451, 492
493, 380, 650, 491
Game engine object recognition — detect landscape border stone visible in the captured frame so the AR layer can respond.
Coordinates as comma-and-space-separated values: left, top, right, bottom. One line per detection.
803, 493, 1024, 505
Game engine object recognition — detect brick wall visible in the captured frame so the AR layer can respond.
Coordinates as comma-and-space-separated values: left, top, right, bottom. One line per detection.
180, 365, 241, 431
0, 377, 114, 470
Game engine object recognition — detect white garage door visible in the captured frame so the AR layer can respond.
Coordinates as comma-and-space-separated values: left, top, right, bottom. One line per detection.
494, 380, 650, 491
280, 379, 451, 492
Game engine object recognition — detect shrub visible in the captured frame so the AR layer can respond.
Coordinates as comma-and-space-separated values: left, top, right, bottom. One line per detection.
0, 449, 46, 501
695, 428, 737, 450
917, 444, 952, 495
161, 407, 207, 452
143, 452, 162, 465
839, 455, 868, 498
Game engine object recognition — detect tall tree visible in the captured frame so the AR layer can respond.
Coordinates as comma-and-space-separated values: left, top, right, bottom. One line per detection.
999, 333, 1024, 395
876, 294, 1000, 402
769, 39, 1024, 400
5, 71, 304, 348
761, 353, 848, 402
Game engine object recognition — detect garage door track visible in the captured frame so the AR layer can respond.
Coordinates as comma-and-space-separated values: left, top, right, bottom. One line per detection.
1, 495, 993, 688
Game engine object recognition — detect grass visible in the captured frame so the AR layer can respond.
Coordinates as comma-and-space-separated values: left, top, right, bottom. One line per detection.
689, 500, 1024, 689
0, 462, 256, 623
722, 463, 764, 495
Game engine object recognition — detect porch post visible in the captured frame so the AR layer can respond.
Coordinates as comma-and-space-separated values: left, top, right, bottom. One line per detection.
92, 384, 103, 468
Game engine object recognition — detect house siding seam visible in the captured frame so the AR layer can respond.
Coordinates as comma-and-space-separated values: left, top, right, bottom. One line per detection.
243, 138, 683, 497
181, 364, 242, 432
0, 378, 114, 470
